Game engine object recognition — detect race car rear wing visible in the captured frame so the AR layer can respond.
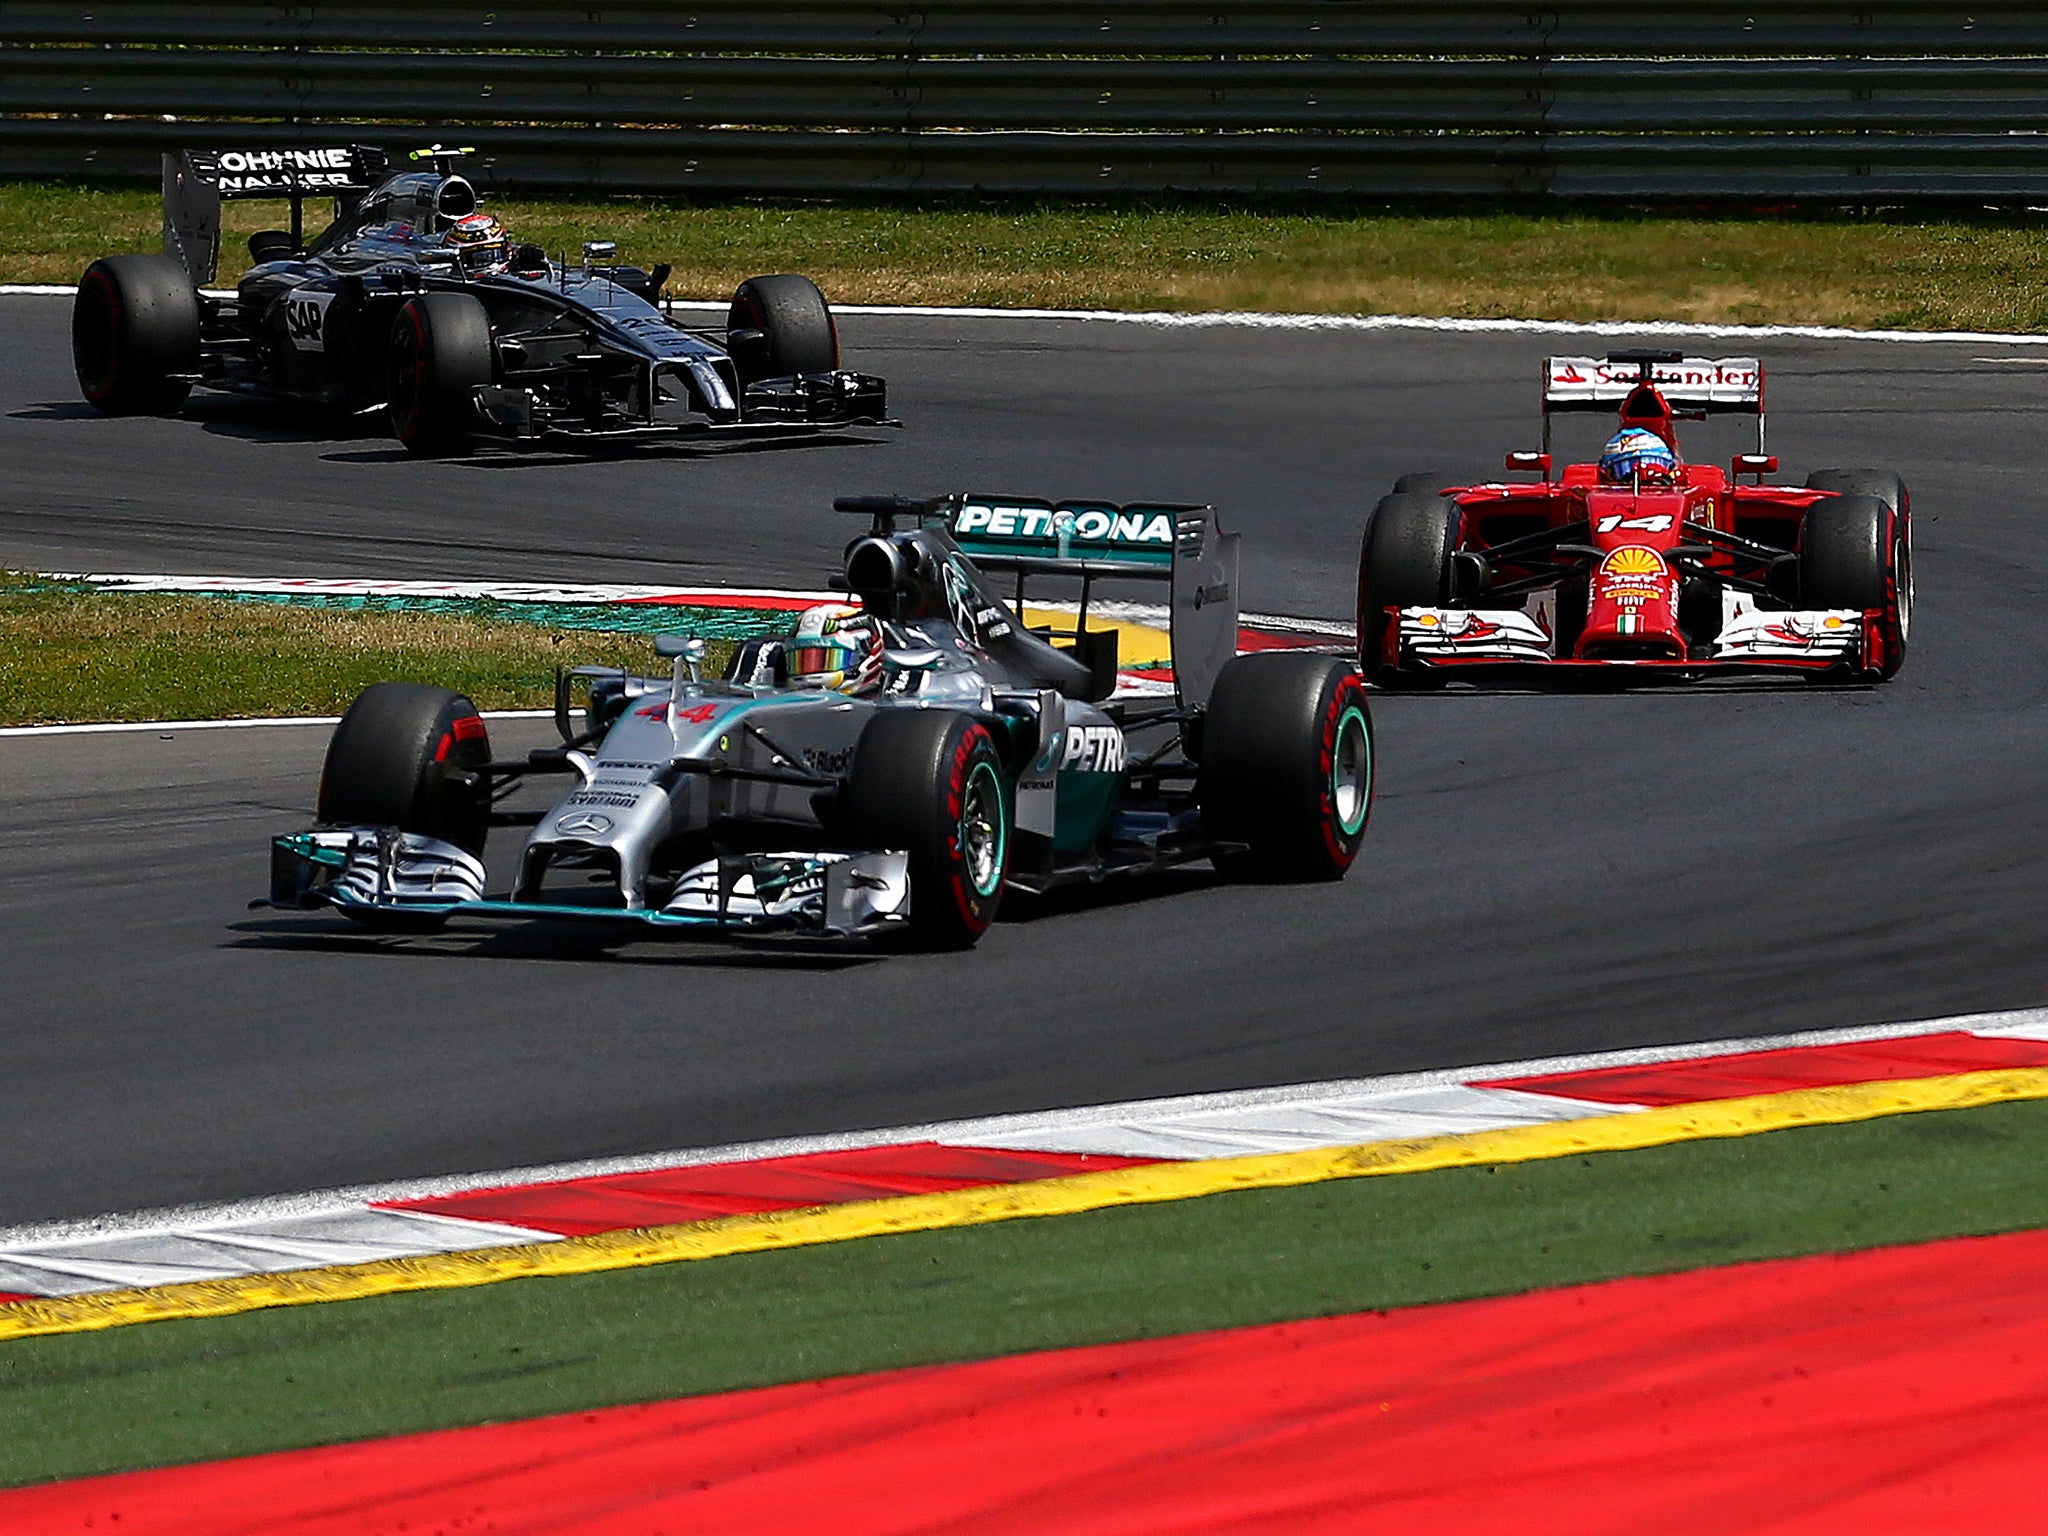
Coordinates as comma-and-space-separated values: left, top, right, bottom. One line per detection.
162, 145, 387, 284
1543, 353, 1763, 412
835, 492, 1242, 707
1541, 350, 1766, 453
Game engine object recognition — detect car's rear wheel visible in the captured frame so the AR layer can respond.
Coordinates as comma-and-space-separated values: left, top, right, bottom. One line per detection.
727, 274, 839, 386
1357, 491, 1460, 685
388, 292, 493, 457
1200, 652, 1374, 882
1801, 492, 1909, 681
72, 255, 200, 416
841, 709, 1010, 950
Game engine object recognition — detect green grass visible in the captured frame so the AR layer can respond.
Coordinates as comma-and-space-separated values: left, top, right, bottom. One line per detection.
12, 179, 2048, 329
6, 1098, 2048, 1487
0, 574, 661, 725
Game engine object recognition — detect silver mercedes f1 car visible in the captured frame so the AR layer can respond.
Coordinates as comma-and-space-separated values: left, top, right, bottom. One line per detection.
263, 493, 1375, 949
73, 144, 887, 454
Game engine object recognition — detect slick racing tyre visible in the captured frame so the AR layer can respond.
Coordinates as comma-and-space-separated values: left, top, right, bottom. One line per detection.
1806, 469, 1912, 680
72, 255, 200, 415
1200, 652, 1374, 882
1356, 491, 1460, 686
843, 709, 1010, 950
318, 683, 493, 856
1391, 471, 1457, 496
1801, 491, 1910, 681
389, 292, 493, 456
727, 274, 839, 386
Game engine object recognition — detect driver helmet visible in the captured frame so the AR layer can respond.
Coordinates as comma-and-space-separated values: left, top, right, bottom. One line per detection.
1598, 428, 1678, 485
443, 212, 509, 274
787, 602, 879, 694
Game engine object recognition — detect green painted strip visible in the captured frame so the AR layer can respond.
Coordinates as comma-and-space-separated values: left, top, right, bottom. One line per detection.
192, 591, 798, 641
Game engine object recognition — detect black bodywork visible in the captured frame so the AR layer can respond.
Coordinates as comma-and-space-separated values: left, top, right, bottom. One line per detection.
153, 145, 887, 444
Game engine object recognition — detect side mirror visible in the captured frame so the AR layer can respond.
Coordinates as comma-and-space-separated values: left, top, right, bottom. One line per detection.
655, 633, 708, 685
1733, 453, 1779, 481
1506, 451, 1551, 477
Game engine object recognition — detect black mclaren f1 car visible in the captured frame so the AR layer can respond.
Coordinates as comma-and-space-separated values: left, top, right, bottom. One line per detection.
72, 144, 888, 454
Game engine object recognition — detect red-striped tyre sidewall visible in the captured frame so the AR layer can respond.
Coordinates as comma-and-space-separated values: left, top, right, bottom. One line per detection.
74, 265, 122, 403
1316, 673, 1375, 873
941, 725, 1007, 937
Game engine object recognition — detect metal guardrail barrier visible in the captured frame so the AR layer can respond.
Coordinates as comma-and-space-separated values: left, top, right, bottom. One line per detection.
7, 4, 2048, 197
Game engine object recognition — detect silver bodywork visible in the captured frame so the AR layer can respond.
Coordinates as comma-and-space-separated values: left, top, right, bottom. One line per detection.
265, 493, 1245, 940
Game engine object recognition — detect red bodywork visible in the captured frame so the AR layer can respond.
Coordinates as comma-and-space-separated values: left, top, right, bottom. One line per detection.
1364, 367, 1909, 682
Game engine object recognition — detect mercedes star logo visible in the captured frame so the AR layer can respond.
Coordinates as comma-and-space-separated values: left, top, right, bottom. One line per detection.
556, 812, 612, 836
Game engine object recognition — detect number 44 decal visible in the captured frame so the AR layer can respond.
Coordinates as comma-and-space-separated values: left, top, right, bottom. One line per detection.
1596, 513, 1674, 534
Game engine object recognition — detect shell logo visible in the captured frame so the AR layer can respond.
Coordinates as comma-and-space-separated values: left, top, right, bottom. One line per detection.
1599, 546, 1666, 578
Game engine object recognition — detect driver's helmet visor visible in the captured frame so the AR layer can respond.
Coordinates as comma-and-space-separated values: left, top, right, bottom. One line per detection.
789, 637, 864, 680
456, 239, 507, 274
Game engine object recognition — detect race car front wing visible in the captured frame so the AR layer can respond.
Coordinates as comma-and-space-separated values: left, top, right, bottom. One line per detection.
263, 829, 910, 937
1394, 605, 1866, 673
469, 368, 892, 445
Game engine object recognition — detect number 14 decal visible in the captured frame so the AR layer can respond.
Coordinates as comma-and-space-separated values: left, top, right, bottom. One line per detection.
1596, 513, 1674, 534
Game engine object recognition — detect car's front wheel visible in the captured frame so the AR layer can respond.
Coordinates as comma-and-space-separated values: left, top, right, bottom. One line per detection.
317, 683, 493, 931
1357, 491, 1460, 684
1801, 491, 1910, 681
388, 292, 493, 456
841, 709, 1010, 950
319, 683, 492, 852
727, 274, 839, 386
1805, 470, 1912, 679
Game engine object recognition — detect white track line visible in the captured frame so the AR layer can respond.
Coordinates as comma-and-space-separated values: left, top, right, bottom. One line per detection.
0, 709, 556, 739
7, 283, 2048, 345
56, 574, 841, 604
7, 1004, 2044, 1250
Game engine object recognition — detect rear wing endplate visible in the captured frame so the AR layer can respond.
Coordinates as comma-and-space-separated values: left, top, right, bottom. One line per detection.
1543, 355, 1763, 415
162, 145, 386, 284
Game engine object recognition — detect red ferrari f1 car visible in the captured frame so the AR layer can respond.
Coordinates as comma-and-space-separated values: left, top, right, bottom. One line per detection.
1356, 350, 1911, 685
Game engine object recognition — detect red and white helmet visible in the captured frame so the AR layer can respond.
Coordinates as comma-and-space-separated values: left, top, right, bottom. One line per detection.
442, 212, 508, 272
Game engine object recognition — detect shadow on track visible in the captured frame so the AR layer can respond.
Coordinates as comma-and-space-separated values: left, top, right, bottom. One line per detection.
225, 916, 882, 971
320, 432, 892, 469
8, 402, 102, 422
998, 865, 1225, 924
229, 866, 1228, 960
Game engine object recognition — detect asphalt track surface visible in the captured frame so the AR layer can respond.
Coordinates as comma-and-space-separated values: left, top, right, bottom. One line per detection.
5, 293, 2048, 1225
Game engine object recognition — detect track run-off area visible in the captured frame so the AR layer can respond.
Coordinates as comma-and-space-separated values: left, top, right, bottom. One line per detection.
4, 292, 2048, 1227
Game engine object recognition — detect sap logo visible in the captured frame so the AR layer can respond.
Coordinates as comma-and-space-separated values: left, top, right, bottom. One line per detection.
1061, 724, 1125, 774
282, 290, 334, 351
